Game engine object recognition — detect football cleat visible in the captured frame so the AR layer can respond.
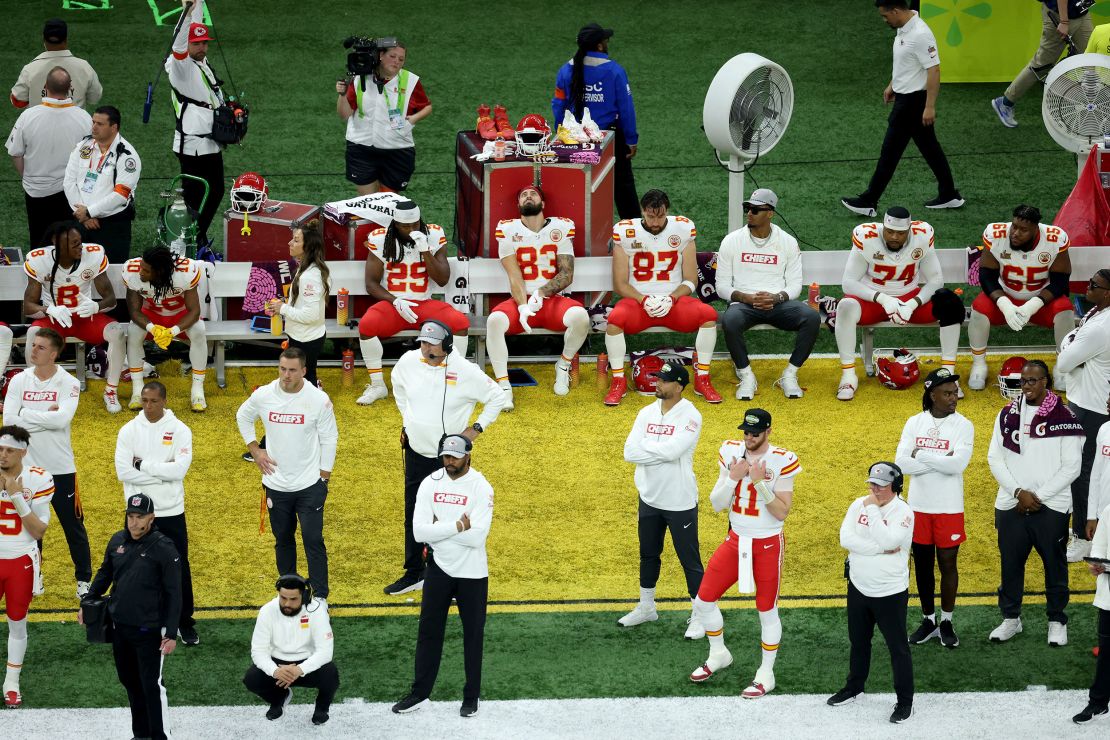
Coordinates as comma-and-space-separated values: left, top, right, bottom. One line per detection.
689, 649, 732, 683
554, 363, 571, 396
555, 125, 580, 146
357, 383, 389, 406
989, 617, 1022, 642
492, 104, 514, 140
103, 388, 121, 414
604, 375, 628, 406
560, 110, 588, 142
836, 372, 858, 401
580, 107, 605, 142
476, 103, 497, 141
617, 603, 658, 627
1048, 621, 1068, 647
4, 689, 21, 708
128, 395, 143, 411
684, 612, 705, 640
693, 373, 722, 403
968, 356, 989, 390
741, 669, 775, 699
190, 392, 207, 413
499, 381, 515, 412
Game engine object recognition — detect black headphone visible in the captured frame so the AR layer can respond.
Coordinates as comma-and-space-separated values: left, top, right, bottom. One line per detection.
275, 573, 313, 605
438, 433, 473, 456
871, 461, 904, 494
422, 319, 453, 355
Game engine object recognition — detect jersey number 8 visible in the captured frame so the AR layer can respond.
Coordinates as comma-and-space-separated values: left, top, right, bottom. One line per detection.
631, 250, 678, 282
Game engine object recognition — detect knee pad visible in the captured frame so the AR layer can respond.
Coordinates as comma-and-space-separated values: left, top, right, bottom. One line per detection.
563, 305, 590, 329
486, 311, 510, 335
930, 288, 965, 327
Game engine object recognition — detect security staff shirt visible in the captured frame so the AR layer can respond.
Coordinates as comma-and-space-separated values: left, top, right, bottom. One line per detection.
891, 12, 940, 94
88, 527, 182, 638
10, 50, 102, 109
552, 51, 638, 145
63, 133, 141, 219
4, 96, 92, 197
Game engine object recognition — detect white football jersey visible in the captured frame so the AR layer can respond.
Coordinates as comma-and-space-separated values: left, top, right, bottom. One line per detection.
23, 243, 108, 309
612, 216, 695, 295
366, 224, 448, 301
981, 222, 1069, 301
495, 217, 575, 294
0, 467, 54, 560
850, 221, 935, 298
717, 442, 801, 539
122, 256, 202, 317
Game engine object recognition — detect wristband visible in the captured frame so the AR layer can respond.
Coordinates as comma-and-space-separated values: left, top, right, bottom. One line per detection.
8, 492, 30, 518
680, 280, 696, 294
169, 326, 181, 337
754, 479, 776, 505
146, 323, 155, 333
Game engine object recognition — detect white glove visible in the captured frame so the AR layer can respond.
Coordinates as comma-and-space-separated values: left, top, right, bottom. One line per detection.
644, 295, 673, 318
996, 296, 1025, 332
411, 231, 430, 253
526, 291, 545, 313
893, 299, 916, 325
74, 295, 100, 318
392, 297, 419, 324
1013, 296, 1044, 325
45, 304, 73, 328
875, 293, 901, 322
517, 303, 535, 333
1, 488, 30, 518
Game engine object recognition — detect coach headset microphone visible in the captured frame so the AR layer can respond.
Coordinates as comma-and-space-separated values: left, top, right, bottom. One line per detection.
843, 462, 905, 579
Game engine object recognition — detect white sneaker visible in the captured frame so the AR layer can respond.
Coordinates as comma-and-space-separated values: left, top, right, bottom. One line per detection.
684, 611, 705, 640
989, 617, 1023, 642
741, 668, 775, 699
357, 382, 388, 406
1048, 621, 1068, 647
690, 649, 733, 682
991, 97, 1018, 128
553, 362, 571, 396
774, 373, 803, 399
737, 370, 757, 400
1067, 533, 1091, 563
580, 107, 605, 142
560, 110, 588, 142
968, 358, 988, 390
617, 602, 658, 627
190, 390, 207, 413
956, 380, 965, 399
103, 388, 121, 414
836, 372, 858, 401
500, 382, 515, 412
76, 580, 90, 600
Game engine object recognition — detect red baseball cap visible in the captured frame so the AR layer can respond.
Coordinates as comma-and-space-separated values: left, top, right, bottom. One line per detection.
188, 23, 213, 43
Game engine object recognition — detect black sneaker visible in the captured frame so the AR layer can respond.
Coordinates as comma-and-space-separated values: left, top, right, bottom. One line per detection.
460, 698, 480, 718
266, 689, 292, 720
841, 196, 877, 217
908, 617, 939, 645
392, 693, 429, 714
311, 710, 330, 725
180, 625, 200, 647
1073, 704, 1109, 724
924, 194, 965, 209
383, 573, 425, 596
938, 619, 959, 649
827, 687, 862, 706
890, 703, 914, 723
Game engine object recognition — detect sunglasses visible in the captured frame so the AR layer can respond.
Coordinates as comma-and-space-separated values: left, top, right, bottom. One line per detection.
744, 204, 773, 214
1088, 279, 1109, 291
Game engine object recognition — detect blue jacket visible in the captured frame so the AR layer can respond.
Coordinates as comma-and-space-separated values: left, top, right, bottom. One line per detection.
1042, 0, 1092, 19
552, 51, 638, 145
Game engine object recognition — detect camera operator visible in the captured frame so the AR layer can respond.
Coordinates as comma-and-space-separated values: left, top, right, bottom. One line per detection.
336, 37, 431, 195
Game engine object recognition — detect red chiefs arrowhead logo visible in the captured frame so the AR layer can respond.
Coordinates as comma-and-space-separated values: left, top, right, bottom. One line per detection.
193, 27, 205, 36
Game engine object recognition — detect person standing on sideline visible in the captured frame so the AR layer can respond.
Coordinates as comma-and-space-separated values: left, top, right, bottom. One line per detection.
114, 381, 199, 647
80, 493, 181, 740
1055, 269, 1110, 562
10, 18, 102, 109
1072, 497, 1110, 724
1088, 396, 1110, 542
828, 462, 915, 724
2, 327, 89, 600
992, 1, 1095, 128
619, 363, 704, 636
1087, 20, 1110, 55
243, 574, 337, 726
266, 220, 331, 387
841, 0, 963, 217
6, 67, 91, 246
895, 368, 973, 648
236, 348, 339, 602
715, 188, 819, 400
391, 435, 493, 719
384, 321, 504, 597
552, 23, 639, 219
987, 359, 1083, 646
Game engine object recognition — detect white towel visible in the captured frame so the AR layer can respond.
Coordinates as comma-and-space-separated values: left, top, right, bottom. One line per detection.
737, 535, 756, 594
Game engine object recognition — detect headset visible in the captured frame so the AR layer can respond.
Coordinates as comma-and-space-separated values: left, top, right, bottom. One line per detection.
421, 319, 454, 355
275, 573, 313, 606
439, 433, 473, 456
870, 461, 904, 494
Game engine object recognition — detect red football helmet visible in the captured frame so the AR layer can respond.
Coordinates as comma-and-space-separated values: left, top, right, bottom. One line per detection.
0, 368, 22, 401
873, 348, 920, 390
515, 114, 552, 158
633, 354, 665, 395
230, 171, 268, 213
998, 355, 1028, 402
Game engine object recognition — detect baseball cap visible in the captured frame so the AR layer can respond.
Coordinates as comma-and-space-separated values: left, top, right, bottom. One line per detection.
577, 23, 613, 48
866, 462, 900, 488
651, 361, 689, 387
188, 22, 213, 43
743, 188, 778, 210
43, 18, 67, 43
417, 321, 449, 346
393, 200, 421, 224
738, 408, 772, 433
439, 435, 471, 459
125, 493, 154, 515
922, 366, 961, 409
883, 206, 912, 232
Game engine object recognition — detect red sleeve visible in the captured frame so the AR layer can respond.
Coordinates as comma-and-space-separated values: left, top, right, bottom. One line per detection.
10, 94, 28, 108
345, 83, 358, 109
407, 80, 430, 115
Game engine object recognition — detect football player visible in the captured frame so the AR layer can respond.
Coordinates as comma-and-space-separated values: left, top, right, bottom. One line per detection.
22, 221, 126, 412
835, 207, 964, 400
122, 246, 208, 411
604, 190, 721, 406
0, 425, 54, 708
968, 205, 1074, 391
690, 408, 801, 698
356, 200, 469, 405
486, 185, 590, 409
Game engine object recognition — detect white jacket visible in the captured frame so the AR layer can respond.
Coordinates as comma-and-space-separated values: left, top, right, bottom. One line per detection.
987, 398, 1083, 514
1056, 307, 1110, 414
250, 597, 333, 676
279, 264, 327, 342
841, 495, 914, 598
114, 410, 193, 517
623, 397, 702, 511
413, 467, 494, 579
1092, 503, 1110, 611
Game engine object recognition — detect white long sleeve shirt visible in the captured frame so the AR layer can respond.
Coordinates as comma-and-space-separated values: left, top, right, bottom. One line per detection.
62, 133, 141, 219
987, 399, 1083, 513
165, 1, 223, 156
250, 597, 334, 677
894, 410, 974, 514
279, 264, 327, 342
2, 366, 80, 474
623, 397, 702, 511
1092, 503, 1110, 611
1089, 421, 1110, 523
236, 380, 339, 492
715, 224, 802, 301
114, 410, 193, 517
412, 467, 494, 579
841, 495, 914, 598
392, 349, 505, 458
1055, 307, 1110, 414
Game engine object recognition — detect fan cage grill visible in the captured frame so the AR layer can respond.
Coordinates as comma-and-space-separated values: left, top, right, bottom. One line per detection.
1044, 65, 1110, 142
728, 67, 791, 157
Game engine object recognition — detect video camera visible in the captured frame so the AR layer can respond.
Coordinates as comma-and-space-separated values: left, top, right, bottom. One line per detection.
343, 35, 399, 77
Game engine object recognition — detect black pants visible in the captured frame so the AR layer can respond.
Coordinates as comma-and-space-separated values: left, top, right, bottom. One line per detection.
1068, 402, 1110, 539
25, 190, 72, 247
411, 555, 487, 702
289, 334, 326, 387
266, 479, 329, 599
637, 499, 703, 598
845, 582, 914, 705
402, 437, 443, 577
722, 300, 821, 368
85, 213, 133, 264
243, 660, 340, 713
860, 90, 958, 203
1090, 607, 1110, 710
43, 473, 92, 582
175, 151, 225, 243
154, 513, 195, 628
112, 622, 171, 740
995, 506, 1069, 623
612, 127, 640, 220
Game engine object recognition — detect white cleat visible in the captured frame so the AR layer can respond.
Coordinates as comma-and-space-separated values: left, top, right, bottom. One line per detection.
775, 373, 803, 399
553, 363, 571, 396
690, 649, 733, 683
580, 107, 605, 142
500, 382, 515, 412
1067, 533, 1091, 563
684, 612, 705, 640
617, 603, 658, 627
836, 372, 858, 401
968, 358, 988, 391
128, 394, 143, 411
190, 391, 207, 413
103, 388, 122, 414
741, 668, 776, 699
736, 371, 757, 400
357, 383, 388, 406
1048, 621, 1068, 647
989, 617, 1022, 643
955, 380, 965, 399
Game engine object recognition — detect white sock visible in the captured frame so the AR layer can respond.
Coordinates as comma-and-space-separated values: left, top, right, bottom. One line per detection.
5, 617, 27, 690
923, 612, 936, 623
0, 324, 13, 376
693, 597, 725, 653
185, 321, 208, 373
694, 326, 716, 375
758, 608, 781, 672
967, 310, 990, 353
834, 297, 862, 366
486, 311, 511, 383
941, 610, 953, 623
561, 307, 589, 359
126, 323, 146, 397
605, 331, 627, 373
104, 322, 126, 387
939, 324, 960, 366
639, 587, 656, 607
360, 337, 384, 377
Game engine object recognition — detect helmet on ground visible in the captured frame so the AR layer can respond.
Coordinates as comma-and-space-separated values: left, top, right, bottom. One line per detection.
230, 171, 268, 213
998, 355, 1028, 402
873, 348, 920, 390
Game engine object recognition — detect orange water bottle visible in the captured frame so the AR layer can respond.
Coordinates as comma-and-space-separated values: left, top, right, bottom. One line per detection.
807, 282, 819, 310
270, 306, 283, 336
494, 136, 506, 162
342, 347, 354, 387
570, 352, 580, 387
596, 352, 608, 390
337, 288, 350, 326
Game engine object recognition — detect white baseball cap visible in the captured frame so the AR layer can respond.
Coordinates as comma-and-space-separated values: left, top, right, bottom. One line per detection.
743, 188, 778, 210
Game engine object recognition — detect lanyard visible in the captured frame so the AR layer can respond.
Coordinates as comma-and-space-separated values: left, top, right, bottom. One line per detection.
88, 142, 113, 174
